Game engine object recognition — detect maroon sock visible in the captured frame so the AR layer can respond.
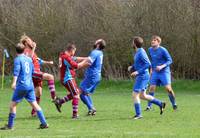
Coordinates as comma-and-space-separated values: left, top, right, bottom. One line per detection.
47, 80, 56, 99
59, 94, 73, 104
72, 97, 79, 117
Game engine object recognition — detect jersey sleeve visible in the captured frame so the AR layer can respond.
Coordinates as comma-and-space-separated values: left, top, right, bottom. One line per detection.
88, 51, 97, 64
13, 58, 21, 77
37, 58, 44, 65
162, 48, 172, 66
137, 51, 151, 74
72, 56, 77, 61
63, 55, 78, 69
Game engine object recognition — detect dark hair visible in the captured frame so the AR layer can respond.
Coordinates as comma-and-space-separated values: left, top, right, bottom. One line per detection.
66, 43, 76, 51
133, 36, 143, 48
94, 39, 106, 50
16, 43, 25, 54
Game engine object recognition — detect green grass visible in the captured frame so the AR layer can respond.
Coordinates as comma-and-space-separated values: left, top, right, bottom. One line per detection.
0, 79, 200, 138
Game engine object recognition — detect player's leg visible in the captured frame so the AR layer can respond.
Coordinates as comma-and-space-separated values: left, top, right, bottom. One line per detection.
42, 72, 56, 100
1, 89, 23, 130
26, 89, 48, 129
161, 73, 177, 110
31, 77, 42, 117
165, 84, 177, 110
80, 79, 99, 115
140, 91, 166, 115
72, 95, 79, 119
132, 76, 144, 119
132, 92, 142, 119
53, 79, 79, 115
67, 79, 80, 118
145, 72, 158, 111
30, 101, 48, 129
80, 92, 95, 115
0, 102, 18, 130
80, 78, 92, 115
145, 85, 156, 111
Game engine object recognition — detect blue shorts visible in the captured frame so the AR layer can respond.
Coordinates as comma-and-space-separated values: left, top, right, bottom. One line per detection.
150, 71, 171, 86
12, 87, 36, 103
133, 75, 149, 93
80, 77, 100, 94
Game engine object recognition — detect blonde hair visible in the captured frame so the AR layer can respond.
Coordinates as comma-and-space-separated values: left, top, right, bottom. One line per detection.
151, 35, 162, 43
20, 34, 30, 45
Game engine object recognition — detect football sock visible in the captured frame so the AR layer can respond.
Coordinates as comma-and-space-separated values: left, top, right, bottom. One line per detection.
87, 95, 94, 109
80, 93, 92, 110
80, 93, 87, 105
8, 113, 16, 128
59, 94, 73, 104
147, 92, 154, 108
47, 80, 56, 99
150, 98, 162, 107
72, 97, 79, 117
37, 110, 47, 125
168, 93, 176, 106
134, 103, 141, 116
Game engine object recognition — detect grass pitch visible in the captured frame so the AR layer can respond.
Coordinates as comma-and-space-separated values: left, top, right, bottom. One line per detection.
0, 79, 200, 138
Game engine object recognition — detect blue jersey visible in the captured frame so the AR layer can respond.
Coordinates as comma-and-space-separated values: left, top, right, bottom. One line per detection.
149, 46, 172, 73
85, 49, 103, 80
13, 54, 34, 90
132, 48, 151, 76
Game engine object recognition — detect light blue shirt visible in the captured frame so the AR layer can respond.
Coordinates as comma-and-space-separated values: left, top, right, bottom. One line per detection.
13, 54, 34, 89
85, 49, 103, 80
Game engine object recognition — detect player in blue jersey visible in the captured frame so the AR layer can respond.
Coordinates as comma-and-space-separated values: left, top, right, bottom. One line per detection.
145, 35, 177, 111
0, 43, 48, 130
80, 39, 106, 116
130, 36, 166, 119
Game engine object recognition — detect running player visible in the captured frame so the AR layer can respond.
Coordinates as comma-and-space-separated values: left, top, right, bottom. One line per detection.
130, 36, 166, 119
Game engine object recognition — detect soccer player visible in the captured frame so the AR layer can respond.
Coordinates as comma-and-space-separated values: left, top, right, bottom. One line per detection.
0, 43, 48, 130
30, 58, 54, 116
54, 43, 90, 118
79, 39, 106, 116
20, 35, 57, 116
145, 35, 177, 111
130, 36, 166, 119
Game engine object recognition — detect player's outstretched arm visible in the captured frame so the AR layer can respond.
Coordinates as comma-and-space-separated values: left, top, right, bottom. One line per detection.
77, 59, 91, 69
76, 57, 89, 63
37, 58, 53, 65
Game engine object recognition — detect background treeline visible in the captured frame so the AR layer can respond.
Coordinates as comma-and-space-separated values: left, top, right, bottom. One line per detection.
0, 0, 200, 79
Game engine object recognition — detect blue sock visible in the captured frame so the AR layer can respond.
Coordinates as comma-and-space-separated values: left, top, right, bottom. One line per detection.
80, 93, 93, 110
168, 93, 176, 106
80, 93, 87, 105
87, 95, 94, 109
150, 98, 162, 107
147, 92, 154, 108
37, 110, 47, 125
8, 113, 16, 128
134, 103, 141, 116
